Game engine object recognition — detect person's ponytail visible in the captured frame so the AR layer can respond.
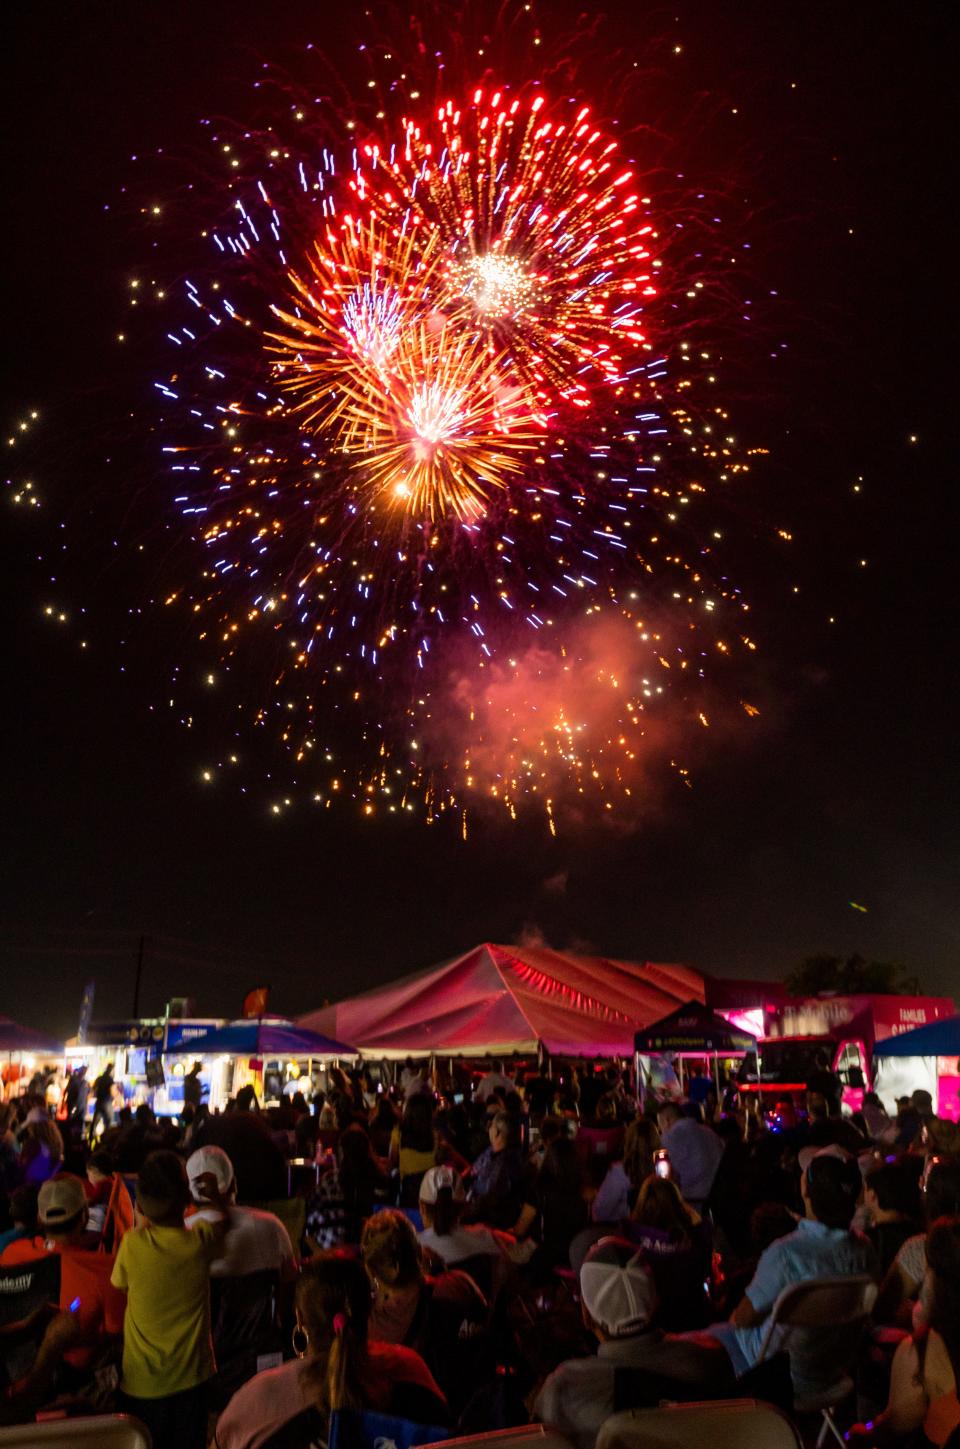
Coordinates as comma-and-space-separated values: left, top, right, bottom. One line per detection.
296, 1254, 372, 1414
325, 1310, 366, 1412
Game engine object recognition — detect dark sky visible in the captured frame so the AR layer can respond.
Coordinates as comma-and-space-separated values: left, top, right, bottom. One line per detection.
3, 1, 958, 1037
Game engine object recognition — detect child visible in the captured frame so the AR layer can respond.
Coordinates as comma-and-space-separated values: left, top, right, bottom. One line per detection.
110, 1149, 226, 1449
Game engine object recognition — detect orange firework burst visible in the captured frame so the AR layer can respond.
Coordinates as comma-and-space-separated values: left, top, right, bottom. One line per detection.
332, 317, 542, 522
352, 88, 661, 404
268, 213, 542, 522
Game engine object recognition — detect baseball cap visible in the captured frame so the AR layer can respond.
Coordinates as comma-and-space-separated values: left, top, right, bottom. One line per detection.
579, 1237, 657, 1338
419, 1165, 465, 1204
186, 1145, 234, 1202
38, 1174, 87, 1230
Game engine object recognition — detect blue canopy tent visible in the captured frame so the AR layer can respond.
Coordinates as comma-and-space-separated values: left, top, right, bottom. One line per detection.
874, 1014, 960, 1122
173, 1019, 356, 1058
874, 1015, 960, 1058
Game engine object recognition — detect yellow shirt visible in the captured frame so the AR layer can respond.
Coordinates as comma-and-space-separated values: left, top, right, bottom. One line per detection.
111, 1218, 219, 1398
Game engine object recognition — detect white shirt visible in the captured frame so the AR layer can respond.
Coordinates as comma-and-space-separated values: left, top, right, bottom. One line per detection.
189, 1204, 295, 1279
473, 1072, 514, 1103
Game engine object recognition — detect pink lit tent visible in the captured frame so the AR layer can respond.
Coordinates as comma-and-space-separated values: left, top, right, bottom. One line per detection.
300, 943, 705, 1058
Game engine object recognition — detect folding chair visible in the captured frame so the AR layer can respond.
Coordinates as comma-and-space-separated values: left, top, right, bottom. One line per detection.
597, 1399, 803, 1449
754, 1274, 877, 1448
0, 1255, 61, 1388
0, 1415, 150, 1446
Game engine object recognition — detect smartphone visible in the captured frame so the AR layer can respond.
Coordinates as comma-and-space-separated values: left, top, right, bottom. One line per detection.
654, 1149, 672, 1180
453, 1093, 464, 1105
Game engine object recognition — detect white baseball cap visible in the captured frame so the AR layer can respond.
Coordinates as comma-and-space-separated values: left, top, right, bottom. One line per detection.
186, 1145, 234, 1201
580, 1237, 658, 1338
419, 1165, 465, 1204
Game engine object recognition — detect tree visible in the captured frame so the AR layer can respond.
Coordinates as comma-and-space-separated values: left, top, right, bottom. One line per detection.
786, 953, 922, 998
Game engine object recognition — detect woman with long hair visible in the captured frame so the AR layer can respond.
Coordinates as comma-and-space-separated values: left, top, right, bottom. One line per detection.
213, 1253, 446, 1449
19, 1119, 64, 1187
849, 1215, 960, 1445
627, 1174, 712, 1330
389, 1094, 440, 1204
362, 1209, 486, 1416
306, 1125, 389, 1250
622, 1116, 661, 1193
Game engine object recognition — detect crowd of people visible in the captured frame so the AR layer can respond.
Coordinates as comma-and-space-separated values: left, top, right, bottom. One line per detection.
0, 1057, 958, 1449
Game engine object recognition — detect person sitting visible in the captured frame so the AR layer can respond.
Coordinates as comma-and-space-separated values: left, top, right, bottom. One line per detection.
417, 1164, 508, 1266
0, 1183, 38, 1254
2, 1174, 126, 1404
624, 1175, 712, 1330
306, 1125, 389, 1250
863, 1160, 923, 1274
389, 1094, 440, 1205
703, 1149, 877, 1398
622, 1115, 660, 1198
848, 1215, 960, 1445
18, 1119, 64, 1187
875, 1155, 960, 1328
655, 1102, 723, 1208
467, 1108, 524, 1231
212, 1252, 447, 1449
110, 1149, 229, 1449
535, 1236, 734, 1449
361, 1208, 486, 1416
186, 1144, 297, 1279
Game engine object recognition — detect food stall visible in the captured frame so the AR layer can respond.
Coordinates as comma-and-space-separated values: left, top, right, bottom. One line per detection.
0, 1017, 64, 1103
162, 1019, 357, 1108
65, 1017, 225, 1119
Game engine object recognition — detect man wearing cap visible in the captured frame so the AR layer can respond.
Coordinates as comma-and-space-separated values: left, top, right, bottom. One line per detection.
185, 1144, 296, 1280
535, 1237, 732, 1449
1, 1173, 126, 1399
703, 1150, 878, 1398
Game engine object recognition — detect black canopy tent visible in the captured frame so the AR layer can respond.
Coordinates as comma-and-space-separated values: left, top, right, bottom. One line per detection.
634, 999, 757, 1095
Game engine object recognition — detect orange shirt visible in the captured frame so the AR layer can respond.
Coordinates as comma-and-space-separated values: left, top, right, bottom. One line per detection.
0, 1237, 125, 1363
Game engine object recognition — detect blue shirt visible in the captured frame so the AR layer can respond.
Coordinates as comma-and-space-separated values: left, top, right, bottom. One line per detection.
660, 1118, 724, 1204
709, 1218, 877, 1396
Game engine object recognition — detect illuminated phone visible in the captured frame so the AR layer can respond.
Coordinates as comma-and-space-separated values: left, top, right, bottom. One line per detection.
654, 1149, 672, 1180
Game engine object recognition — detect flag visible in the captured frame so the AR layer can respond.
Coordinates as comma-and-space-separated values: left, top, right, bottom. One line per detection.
242, 986, 270, 1019
77, 980, 96, 1044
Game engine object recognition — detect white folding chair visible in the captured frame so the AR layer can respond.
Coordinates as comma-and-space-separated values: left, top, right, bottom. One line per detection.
0, 1414, 151, 1447
597, 1399, 803, 1449
755, 1274, 878, 1447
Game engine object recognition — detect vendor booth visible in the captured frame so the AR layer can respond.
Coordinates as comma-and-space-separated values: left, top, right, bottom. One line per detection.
634, 999, 757, 1098
301, 942, 705, 1059
65, 1017, 224, 1119
162, 1019, 357, 1109
0, 1017, 64, 1103
874, 1013, 960, 1123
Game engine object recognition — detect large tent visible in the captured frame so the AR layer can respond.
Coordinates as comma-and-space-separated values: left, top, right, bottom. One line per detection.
300, 943, 704, 1058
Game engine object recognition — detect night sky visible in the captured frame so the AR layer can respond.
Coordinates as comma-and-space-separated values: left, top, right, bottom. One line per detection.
3, 1, 958, 1038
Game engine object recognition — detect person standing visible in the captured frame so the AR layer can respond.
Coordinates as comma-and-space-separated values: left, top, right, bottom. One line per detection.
110, 1151, 227, 1449
655, 1103, 724, 1208
90, 1062, 116, 1140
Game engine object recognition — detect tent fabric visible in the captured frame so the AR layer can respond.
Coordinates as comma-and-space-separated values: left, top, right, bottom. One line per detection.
300, 944, 704, 1057
169, 1019, 356, 1058
0, 1017, 63, 1055
634, 999, 757, 1056
874, 1014, 960, 1059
